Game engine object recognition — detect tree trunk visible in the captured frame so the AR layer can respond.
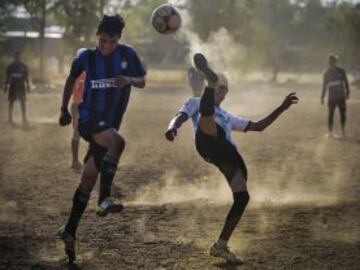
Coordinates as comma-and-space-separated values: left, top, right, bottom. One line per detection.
39, 0, 46, 86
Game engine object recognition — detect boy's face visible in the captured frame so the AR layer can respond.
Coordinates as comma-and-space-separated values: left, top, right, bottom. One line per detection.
97, 33, 120, 56
214, 84, 228, 105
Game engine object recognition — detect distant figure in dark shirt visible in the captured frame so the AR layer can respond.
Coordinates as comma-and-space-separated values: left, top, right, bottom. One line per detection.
187, 66, 205, 97
321, 54, 350, 138
4, 51, 30, 126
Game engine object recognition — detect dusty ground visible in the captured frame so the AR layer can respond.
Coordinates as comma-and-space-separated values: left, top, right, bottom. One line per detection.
0, 80, 360, 270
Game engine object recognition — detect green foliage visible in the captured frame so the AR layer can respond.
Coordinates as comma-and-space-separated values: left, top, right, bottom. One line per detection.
1, 0, 360, 77
53, 0, 101, 48
186, 0, 360, 78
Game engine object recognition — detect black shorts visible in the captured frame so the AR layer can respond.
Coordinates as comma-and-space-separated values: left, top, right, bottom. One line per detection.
78, 119, 111, 142
83, 140, 108, 170
195, 124, 248, 183
79, 120, 110, 170
328, 99, 346, 113
8, 86, 26, 102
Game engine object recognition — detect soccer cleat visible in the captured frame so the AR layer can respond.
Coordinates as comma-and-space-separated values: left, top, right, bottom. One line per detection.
96, 197, 124, 217
58, 225, 76, 264
193, 53, 218, 83
209, 242, 244, 265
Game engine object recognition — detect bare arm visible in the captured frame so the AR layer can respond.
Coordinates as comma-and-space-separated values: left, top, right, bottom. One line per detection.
59, 75, 77, 126
165, 112, 189, 141
25, 77, 30, 93
343, 69, 350, 99
321, 73, 327, 104
25, 66, 30, 93
4, 74, 9, 93
247, 93, 298, 132
115, 76, 146, 89
61, 76, 76, 110
4, 66, 10, 93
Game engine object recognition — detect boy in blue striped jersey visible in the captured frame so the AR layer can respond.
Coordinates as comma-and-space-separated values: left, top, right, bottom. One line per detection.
58, 14, 146, 264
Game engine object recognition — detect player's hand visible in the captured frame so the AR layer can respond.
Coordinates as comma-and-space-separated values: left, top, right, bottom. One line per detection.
59, 107, 72, 126
165, 127, 177, 141
115, 76, 131, 89
281, 92, 299, 111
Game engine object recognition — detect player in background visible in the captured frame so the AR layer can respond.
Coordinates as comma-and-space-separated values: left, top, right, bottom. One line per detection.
187, 66, 205, 97
70, 49, 86, 170
165, 53, 298, 264
58, 14, 146, 264
4, 51, 30, 126
321, 54, 350, 138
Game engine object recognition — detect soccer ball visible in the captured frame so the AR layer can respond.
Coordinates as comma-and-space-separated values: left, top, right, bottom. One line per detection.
151, 4, 181, 34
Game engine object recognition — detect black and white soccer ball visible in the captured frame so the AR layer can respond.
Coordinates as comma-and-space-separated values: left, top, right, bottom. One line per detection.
151, 4, 181, 34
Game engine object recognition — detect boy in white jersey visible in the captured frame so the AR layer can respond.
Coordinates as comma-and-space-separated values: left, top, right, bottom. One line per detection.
165, 53, 298, 264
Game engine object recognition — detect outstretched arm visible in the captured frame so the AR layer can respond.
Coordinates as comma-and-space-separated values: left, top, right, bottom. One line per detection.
165, 112, 189, 141
247, 93, 298, 132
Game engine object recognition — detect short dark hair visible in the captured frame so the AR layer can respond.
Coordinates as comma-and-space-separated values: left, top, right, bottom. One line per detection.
97, 14, 125, 37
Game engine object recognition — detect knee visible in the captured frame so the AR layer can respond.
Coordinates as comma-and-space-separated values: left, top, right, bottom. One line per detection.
78, 184, 92, 197
233, 191, 250, 209
112, 134, 126, 152
340, 109, 346, 119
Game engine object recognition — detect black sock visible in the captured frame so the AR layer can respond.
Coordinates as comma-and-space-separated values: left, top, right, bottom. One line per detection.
98, 155, 117, 204
200, 87, 215, 116
65, 187, 90, 237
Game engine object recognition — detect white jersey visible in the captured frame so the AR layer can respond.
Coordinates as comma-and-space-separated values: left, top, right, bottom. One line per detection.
178, 97, 250, 146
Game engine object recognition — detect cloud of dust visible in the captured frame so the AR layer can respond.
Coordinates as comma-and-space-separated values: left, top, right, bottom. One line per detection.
248, 131, 353, 208
173, 7, 247, 81
129, 169, 232, 206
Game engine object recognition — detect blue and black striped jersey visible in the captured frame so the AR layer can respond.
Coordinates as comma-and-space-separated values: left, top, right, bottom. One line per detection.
69, 44, 146, 130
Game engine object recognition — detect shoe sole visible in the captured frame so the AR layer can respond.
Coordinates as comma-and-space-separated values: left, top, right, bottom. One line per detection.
193, 53, 218, 82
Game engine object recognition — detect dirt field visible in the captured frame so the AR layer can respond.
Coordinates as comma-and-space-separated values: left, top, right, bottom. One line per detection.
0, 80, 359, 270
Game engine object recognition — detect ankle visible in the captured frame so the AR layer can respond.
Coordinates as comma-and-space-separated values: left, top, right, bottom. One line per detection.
216, 239, 228, 248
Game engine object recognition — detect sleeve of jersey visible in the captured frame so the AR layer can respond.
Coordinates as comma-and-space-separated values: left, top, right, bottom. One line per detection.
128, 48, 146, 77
178, 98, 199, 117
69, 52, 86, 79
229, 113, 250, 132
